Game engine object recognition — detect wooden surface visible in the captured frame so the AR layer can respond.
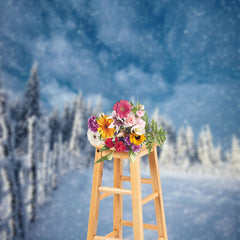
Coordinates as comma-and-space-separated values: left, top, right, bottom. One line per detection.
149, 146, 168, 240
113, 158, 123, 238
129, 156, 144, 240
92, 143, 158, 159
87, 150, 104, 240
87, 142, 168, 240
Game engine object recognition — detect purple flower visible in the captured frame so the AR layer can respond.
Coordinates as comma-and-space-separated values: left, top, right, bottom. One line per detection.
124, 145, 130, 152
88, 115, 99, 132
125, 135, 131, 146
132, 144, 141, 152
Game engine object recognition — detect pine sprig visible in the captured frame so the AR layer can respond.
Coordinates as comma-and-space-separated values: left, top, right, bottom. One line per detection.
145, 119, 167, 154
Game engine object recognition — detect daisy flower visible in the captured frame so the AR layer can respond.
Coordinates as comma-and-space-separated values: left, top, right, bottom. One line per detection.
97, 115, 116, 139
87, 129, 104, 146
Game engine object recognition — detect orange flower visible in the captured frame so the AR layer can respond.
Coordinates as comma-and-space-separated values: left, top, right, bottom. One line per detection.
97, 115, 115, 139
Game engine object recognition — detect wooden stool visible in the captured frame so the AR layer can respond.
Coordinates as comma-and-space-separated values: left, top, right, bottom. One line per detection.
87, 144, 168, 240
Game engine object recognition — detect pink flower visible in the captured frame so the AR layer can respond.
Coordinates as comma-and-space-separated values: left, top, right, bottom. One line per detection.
125, 112, 137, 127
136, 110, 145, 117
137, 118, 146, 128
113, 100, 132, 119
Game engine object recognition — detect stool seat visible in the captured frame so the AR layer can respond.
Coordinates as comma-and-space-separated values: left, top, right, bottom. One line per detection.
87, 144, 168, 240
92, 143, 156, 159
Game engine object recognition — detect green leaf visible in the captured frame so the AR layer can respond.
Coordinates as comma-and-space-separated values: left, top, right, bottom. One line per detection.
95, 155, 108, 164
95, 152, 113, 164
99, 145, 110, 152
106, 152, 113, 160
129, 151, 138, 163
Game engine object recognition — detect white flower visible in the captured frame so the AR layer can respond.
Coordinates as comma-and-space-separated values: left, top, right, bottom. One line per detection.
99, 112, 105, 118
140, 104, 144, 110
87, 129, 104, 146
131, 125, 145, 135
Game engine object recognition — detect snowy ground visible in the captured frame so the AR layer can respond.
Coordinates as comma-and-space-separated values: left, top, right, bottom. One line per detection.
26, 167, 240, 240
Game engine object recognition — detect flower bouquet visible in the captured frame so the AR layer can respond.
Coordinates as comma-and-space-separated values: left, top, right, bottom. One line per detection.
87, 100, 167, 163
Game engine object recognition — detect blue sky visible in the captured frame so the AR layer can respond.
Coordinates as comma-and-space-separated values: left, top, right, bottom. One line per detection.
0, 0, 240, 150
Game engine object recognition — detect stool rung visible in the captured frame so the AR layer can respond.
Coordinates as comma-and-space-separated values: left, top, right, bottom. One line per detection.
100, 192, 112, 200
99, 186, 131, 195
121, 220, 159, 231
158, 238, 164, 240
104, 230, 118, 237
94, 236, 126, 240
120, 176, 152, 184
142, 192, 159, 205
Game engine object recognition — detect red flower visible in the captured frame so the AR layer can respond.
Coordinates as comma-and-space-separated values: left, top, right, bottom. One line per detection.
115, 141, 125, 152
105, 138, 115, 148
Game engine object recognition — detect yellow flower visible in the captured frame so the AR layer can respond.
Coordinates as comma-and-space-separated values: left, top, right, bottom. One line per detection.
97, 115, 115, 139
129, 132, 146, 145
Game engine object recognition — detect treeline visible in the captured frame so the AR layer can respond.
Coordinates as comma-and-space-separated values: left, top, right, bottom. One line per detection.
153, 110, 240, 177
0, 64, 99, 240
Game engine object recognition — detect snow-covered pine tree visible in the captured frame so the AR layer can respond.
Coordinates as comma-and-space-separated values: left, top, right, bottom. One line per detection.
211, 143, 223, 167
15, 63, 41, 152
69, 92, 84, 159
23, 63, 41, 118
0, 80, 26, 239
49, 110, 61, 151
159, 140, 176, 168
186, 126, 198, 164
198, 125, 214, 169
176, 127, 189, 169
35, 115, 49, 205
152, 108, 177, 144
42, 142, 50, 197
151, 108, 177, 168
93, 94, 102, 116
231, 135, 240, 175
86, 98, 96, 168
69, 95, 78, 136
51, 137, 60, 190
61, 103, 72, 143
27, 116, 38, 223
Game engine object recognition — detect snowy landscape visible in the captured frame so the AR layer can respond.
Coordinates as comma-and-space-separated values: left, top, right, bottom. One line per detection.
0, 65, 239, 240
1, 0, 240, 239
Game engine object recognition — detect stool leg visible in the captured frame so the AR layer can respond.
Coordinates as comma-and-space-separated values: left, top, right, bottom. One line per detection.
130, 156, 144, 240
113, 158, 123, 238
87, 150, 104, 240
149, 146, 168, 240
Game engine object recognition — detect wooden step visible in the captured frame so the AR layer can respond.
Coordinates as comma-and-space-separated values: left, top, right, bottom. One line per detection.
120, 176, 152, 184
121, 220, 159, 231
94, 236, 126, 240
99, 186, 132, 195
142, 192, 159, 205
104, 230, 118, 237
158, 238, 164, 240
100, 192, 112, 200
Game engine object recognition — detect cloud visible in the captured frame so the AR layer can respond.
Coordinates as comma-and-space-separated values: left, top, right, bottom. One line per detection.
90, 0, 163, 60
32, 34, 106, 93
41, 79, 76, 111
159, 81, 240, 148
114, 64, 168, 95
1, 70, 25, 99
86, 93, 112, 113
